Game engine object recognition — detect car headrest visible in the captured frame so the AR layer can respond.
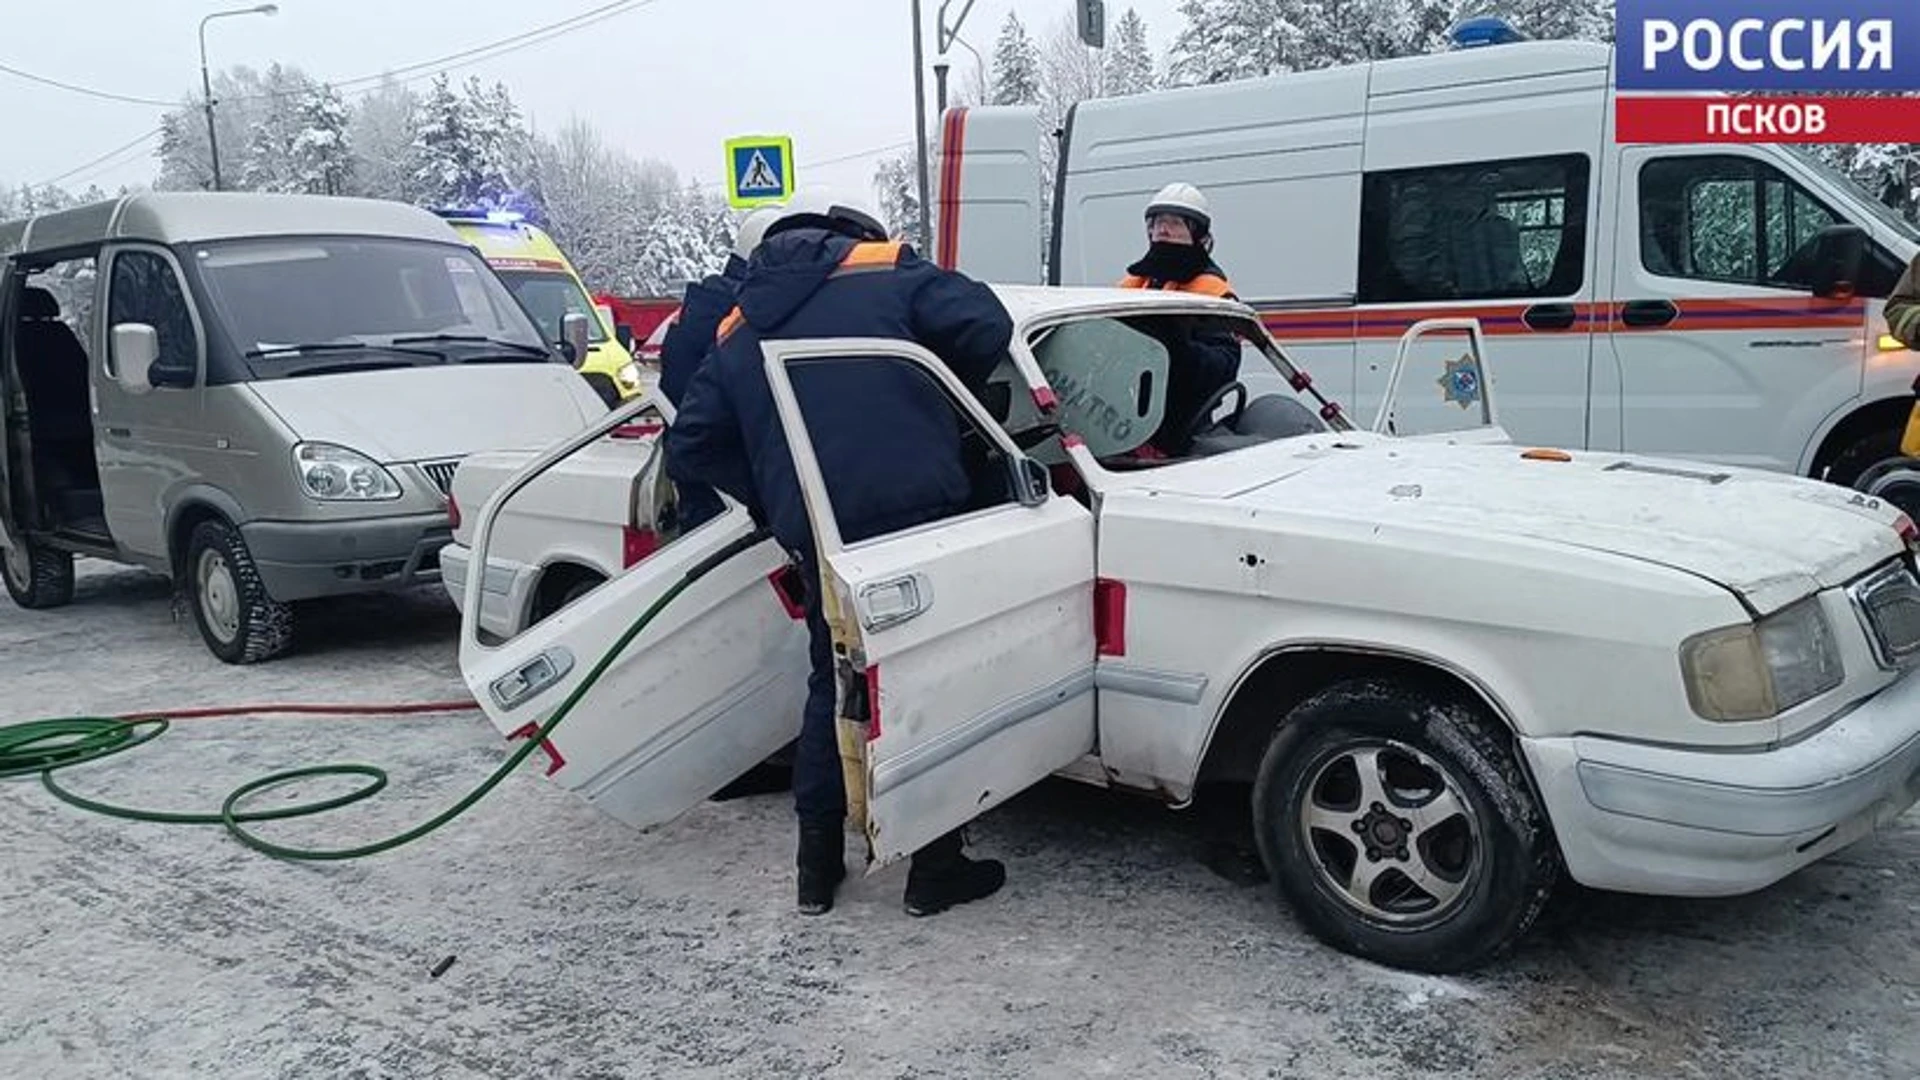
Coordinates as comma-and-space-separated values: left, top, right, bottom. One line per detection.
20, 287, 59, 319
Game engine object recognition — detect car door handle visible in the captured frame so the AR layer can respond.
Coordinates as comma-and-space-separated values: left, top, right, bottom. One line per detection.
1619, 299, 1679, 328
1522, 303, 1579, 331
857, 573, 932, 632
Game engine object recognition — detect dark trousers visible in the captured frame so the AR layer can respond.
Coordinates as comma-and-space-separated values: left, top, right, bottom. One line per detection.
793, 557, 846, 826
678, 483, 726, 533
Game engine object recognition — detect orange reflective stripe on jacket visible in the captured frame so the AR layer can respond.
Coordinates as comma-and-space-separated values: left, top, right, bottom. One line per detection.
831, 241, 905, 277
714, 243, 905, 344
1119, 272, 1235, 298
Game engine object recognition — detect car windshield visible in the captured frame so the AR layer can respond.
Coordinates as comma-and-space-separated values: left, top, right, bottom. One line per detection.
989, 308, 1338, 468
190, 237, 551, 376
1783, 145, 1920, 246
496, 268, 607, 344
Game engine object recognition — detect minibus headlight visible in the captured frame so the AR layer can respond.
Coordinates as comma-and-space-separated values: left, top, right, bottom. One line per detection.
293, 442, 403, 501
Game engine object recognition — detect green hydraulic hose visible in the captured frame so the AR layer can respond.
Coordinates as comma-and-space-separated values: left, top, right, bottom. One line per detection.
0, 526, 773, 861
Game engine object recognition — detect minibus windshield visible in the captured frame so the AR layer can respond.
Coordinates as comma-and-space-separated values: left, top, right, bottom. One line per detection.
191, 237, 553, 378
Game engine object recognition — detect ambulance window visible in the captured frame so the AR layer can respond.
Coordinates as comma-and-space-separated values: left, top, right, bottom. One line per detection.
1359, 153, 1589, 303
1639, 155, 1846, 290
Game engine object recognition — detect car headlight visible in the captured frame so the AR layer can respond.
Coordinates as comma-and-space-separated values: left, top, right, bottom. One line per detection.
616, 361, 643, 391
1680, 597, 1843, 721
293, 442, 402, 501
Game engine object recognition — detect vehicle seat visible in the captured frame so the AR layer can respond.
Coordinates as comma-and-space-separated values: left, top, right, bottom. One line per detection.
1187, 394, 1324, 456
14, 286, 100, 493
1445, 191, 1524, 295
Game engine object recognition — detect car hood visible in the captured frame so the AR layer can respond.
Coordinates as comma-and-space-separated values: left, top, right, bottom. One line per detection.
248, 364, 602, 462
1143, 437, 1909, 614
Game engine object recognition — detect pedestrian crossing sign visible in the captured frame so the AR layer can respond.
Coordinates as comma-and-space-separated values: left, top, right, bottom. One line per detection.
725, 135, 795, 209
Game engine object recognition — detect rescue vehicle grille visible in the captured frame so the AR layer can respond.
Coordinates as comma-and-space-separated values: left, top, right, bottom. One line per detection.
420, 460, 460, 497
1849, 562, 1920, 670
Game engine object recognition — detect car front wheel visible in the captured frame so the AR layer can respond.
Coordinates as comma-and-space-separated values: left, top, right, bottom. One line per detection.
2, 538, 74, 609
1252, 678, 1559, 974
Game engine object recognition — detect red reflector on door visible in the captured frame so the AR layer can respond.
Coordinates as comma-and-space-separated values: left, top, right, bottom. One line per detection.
623, 526, 661, 568
866, 665, 882, 741
1095, 578, 1126, 657
767, 564, 807, 620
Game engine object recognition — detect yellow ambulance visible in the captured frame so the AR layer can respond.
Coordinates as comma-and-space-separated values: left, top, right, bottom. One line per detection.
435, 208, 645, 406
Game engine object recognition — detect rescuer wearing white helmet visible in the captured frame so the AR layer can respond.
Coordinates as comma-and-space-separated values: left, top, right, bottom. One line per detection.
1119, 182, 1244, 457
667, 183, 1014, 919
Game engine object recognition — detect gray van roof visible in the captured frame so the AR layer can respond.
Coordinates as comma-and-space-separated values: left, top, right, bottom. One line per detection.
0, 190, 464, 259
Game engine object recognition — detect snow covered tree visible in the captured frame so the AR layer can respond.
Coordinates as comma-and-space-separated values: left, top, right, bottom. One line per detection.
346, 77, 418, 201
237, 65, 350, 195
990, 12, 1042, 105
1477, 0, 1615, 43
872, 151, 924, 249
1104, 8, 1158, 95
405, 74, 527, 208
155, 65, 307, 191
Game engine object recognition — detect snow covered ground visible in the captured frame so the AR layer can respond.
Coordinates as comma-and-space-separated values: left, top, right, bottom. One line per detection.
3, 561, 1916, 1079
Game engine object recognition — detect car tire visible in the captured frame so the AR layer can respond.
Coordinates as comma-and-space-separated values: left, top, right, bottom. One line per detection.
184, 518, 295, 665
1823, 428, 1902, 490
529, 570, 606, 627
2, 539, 74, 609
1251, 677, 1559, 974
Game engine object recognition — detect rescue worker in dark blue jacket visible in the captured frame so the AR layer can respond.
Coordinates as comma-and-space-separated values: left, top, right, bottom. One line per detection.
658, 205, 782, 532
664, 186, 1013, 918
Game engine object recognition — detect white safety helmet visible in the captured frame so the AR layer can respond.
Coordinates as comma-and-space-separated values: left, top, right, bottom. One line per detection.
762, 185, 890, 242
1145, 181, 1211, 239
732, 205, 784, 260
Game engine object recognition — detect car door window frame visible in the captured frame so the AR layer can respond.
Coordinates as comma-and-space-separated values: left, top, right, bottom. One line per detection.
758, 337, 1050, 559
103, 243, 207, 387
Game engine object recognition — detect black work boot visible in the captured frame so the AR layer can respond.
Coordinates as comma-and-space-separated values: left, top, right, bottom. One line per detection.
796, 820, 847, 916
902, 829, 1005, 917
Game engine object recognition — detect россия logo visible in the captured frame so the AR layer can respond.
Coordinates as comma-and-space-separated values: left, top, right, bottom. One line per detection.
1614, 0, 1920, 142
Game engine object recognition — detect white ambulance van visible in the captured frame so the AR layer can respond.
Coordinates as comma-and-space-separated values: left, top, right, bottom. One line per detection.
935, 27, 1920, 487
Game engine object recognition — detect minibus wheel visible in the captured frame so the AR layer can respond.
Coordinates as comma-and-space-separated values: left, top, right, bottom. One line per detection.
183, 518, 294, 665
2, 539, 74, 610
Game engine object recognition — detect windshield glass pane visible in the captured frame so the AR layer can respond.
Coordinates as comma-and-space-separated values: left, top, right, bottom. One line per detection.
990, 310, 1334, 467
497, 269, 607, 343
1783, 145, 1920, 245
190, 237, 549, 374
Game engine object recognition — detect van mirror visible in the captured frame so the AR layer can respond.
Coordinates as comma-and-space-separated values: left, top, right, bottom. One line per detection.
560, 312, 592, 366
1809, 223, 1866, 299
615, 323, 634, 350
110, 323, 159, 395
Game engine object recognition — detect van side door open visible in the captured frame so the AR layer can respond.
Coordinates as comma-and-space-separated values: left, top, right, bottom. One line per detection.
760, 337, 1098, 865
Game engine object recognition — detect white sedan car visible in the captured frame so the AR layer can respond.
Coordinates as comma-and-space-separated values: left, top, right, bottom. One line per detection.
453, 284, 1920, 974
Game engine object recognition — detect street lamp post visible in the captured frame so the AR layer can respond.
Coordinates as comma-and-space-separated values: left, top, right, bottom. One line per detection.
199, 3, 279, 191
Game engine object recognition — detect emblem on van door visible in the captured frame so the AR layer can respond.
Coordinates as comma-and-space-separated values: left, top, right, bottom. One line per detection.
1437, 354, 1481, 410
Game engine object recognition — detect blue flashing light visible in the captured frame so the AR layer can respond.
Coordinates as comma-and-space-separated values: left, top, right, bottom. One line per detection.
429, 206, 524, 225
1448, 16, 1527, 50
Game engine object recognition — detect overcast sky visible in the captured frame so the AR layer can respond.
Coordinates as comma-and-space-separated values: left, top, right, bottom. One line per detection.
4, 0, 1185, 199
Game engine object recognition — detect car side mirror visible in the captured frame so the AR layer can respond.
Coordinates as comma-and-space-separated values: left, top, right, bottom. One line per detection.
110, 322, 158, 394
1809, 223, 1866, 299
615, 323, 634, 350
1013, 455, 1050, 507
560, 312, 592, 365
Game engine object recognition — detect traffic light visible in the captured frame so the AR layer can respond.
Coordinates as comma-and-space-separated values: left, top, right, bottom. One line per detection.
1076, 0, 1105, 47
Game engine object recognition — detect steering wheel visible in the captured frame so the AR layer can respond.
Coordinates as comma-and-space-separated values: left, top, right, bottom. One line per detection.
1184, 380, 1248, 443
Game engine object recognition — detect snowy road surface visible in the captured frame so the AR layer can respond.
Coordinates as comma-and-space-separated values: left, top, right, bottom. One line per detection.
3, 563, 1917, 1079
